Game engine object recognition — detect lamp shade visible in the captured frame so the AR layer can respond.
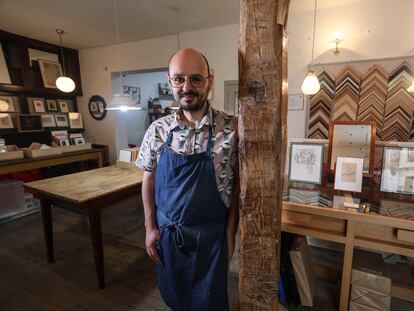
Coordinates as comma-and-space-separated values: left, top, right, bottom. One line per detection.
408, 81, 414, 93
106, 93, 142, 111
301, 70, 320, 95
56, 76, 76, 93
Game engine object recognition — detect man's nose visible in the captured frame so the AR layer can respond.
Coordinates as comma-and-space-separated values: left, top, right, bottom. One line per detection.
182, 78, 194, 92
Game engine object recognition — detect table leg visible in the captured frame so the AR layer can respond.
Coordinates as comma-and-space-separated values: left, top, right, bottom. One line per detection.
40, 197, 54, 263
88, 208, 105, 289
339, 220, 356, 311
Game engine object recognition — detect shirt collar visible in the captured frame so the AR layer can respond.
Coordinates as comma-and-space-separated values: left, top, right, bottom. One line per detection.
169, 102, 214, 131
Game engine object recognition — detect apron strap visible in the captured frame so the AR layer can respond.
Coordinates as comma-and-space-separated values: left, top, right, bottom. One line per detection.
164, 131, 174, 150
206, 126, 213, 157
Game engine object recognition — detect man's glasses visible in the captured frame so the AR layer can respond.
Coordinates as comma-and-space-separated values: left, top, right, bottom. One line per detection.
168, 75, 210, 88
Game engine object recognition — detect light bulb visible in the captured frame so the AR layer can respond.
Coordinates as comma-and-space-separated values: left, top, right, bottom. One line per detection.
301, 70, 320, 95
56, 76, 76, 93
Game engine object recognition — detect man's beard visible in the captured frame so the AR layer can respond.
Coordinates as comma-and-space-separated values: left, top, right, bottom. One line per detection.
175, 90, 209, 112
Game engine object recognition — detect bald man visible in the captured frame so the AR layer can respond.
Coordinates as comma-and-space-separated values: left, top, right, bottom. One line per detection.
136, 48, 239, 310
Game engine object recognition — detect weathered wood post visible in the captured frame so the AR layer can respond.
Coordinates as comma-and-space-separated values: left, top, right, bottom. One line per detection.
238, 0, 290, 309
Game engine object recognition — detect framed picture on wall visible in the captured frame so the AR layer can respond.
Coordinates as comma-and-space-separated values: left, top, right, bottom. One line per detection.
38, 59, 62, 89
288, 142, 324, 184
17, 114, 43, 132
334, 157, 364, 193
123, 86, 141, 104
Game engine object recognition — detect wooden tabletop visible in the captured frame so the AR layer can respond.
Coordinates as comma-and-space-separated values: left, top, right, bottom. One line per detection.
24, 165, 144, 203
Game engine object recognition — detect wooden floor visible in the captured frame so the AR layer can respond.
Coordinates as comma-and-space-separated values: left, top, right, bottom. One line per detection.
0, 196, 239, 311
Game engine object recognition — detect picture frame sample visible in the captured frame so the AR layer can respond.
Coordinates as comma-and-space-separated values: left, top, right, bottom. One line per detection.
57, 99, 74, 112
46, 99, 58, 111
68, 112, 83, 129
88, 95, 107, 121
33, 99, 45, 112
334, 157, 364, 193
288, 142, 324, 184
0, 96, 15, 112
27, 97, 45, 113
123, 85, 141, 104
73, 137, 85, 145
0, 113, 14, 129
288, 94, 304, 111
17, 114, 43, 132
54, 114, 69, 127
41, 114, 56, 128
58, 101, 69, 112
380, 147, 414, 195
328, 120, 376, 175
38, 59, 62, 89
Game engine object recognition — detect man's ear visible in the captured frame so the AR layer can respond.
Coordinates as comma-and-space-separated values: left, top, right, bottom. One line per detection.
208, 73, 214, 89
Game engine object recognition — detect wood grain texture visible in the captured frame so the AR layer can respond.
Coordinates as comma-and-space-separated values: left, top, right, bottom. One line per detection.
239, 0, 290, 309
24, 166, 144, 203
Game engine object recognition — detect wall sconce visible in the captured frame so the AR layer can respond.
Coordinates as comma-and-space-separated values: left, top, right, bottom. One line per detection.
331, 32, 343, 56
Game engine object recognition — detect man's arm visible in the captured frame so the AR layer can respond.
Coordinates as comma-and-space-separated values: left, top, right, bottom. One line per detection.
227, 162, 240, 261
142, 170, 160, 262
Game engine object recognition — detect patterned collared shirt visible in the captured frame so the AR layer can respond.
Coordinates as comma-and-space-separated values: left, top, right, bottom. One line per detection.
136, 104, 238, 208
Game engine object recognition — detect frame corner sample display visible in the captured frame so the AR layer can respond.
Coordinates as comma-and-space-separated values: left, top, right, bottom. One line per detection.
328, 120, 376, 175
380, 147, 414, 195
288, 142, 324, 184
334, 157, 364, 193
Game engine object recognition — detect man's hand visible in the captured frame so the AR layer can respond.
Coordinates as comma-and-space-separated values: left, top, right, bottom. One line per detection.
145, 227, 161, 263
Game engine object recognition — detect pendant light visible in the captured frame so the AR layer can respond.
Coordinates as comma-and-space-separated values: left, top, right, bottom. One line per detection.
106, 0, 141, 111
301, 0, 320, 95
55, 29, 76, 93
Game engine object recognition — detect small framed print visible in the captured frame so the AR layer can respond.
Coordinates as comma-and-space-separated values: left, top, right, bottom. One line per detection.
46, 99, 58, 112
33, 99, 46, 112
334, 157, 364, 193
54, 114, 69, 127
68, 112, 83, 129
288, 94, 304, 111
58, 101, 69, 112
0, 113, 14, 129
41, 114, 56, 128
288, 142, 324, 184
380, 147, 414, 195
73, 137, 85, 145
17, 114, 43, 132
38, 59, 62, 89
0, 96, 15, 112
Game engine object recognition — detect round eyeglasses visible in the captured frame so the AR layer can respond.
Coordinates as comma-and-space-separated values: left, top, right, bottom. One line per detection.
168, 75, 210, 88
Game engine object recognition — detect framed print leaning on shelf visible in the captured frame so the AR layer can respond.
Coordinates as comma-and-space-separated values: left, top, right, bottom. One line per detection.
17, 115, 43, 132
33, 99, 45, 112
288, 142, 324, 184
380, 147, 414, 195
46, 99, 58, 111
68, 112, 83, 129
0, 96, 15, 112
334, 157, 364, 193
38, 59, 62, 89
54, 114, 69, 127
0, 113, 14, 129
41, 114, 56, 128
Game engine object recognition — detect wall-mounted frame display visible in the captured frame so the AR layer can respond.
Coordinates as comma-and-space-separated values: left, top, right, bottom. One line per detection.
334, 157, 364, 193
328, 120, 376, 175
41, 114, 56, 128
0, 96, 15, 112
68, 112, 83, 129
46, 99, 58, 111
0, 113, 14, 129
17, 114, 43, 132
54, 114, 69, 127
288, 142, 324, 184
38, 59, 62, 89
88, 95, 107, 121
380, 147, 414, 195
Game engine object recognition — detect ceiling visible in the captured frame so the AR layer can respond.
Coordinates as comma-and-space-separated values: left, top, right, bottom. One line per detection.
0, 0, 368, 50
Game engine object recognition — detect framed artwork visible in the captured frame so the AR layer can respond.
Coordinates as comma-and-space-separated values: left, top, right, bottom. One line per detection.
88, 95, 107, 121
0, 42, 11, 84
0, 113, 14, 129
54, 114, 69, 127
17, 114, 43, 132
41, 114, 56, 128
288, 94, 304, 110
38, 59, 62, 89
158, 82, 173, 100
73, 137, 85, 145
288, 142, 324, 184
27, 97, 45, 113
328, 120, 376, 175
334, 157, 364, 193
0, 96, 15, 112
58, 101, 69, 112
68, 112, 83, 129
46, 99, 58, 112
380, 147, 414, 195
33, 99, 45, 112
123, 85, 141, 104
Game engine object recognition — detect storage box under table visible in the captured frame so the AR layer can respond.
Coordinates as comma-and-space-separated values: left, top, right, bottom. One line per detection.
350, 285, 391, 311
349, 300, 381, 311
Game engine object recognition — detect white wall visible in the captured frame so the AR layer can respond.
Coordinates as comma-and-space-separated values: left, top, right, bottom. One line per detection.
79, 0, 414, 163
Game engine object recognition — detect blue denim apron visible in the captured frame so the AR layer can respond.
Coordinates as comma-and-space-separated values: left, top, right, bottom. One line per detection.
155, 127, 229, 311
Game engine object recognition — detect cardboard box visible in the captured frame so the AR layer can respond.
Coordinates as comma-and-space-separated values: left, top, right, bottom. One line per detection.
349, 300, 380, 311
289, 236, 315, 307
0, 145, 24, 161
350, 285, 391, 311
22, 143, 62, 158
351, 249, 391, 294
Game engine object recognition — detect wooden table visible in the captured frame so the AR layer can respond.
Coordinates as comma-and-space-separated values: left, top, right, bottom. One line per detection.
0, 149, 104, 175
24, 165, 144, 289
282, 184, 414, 311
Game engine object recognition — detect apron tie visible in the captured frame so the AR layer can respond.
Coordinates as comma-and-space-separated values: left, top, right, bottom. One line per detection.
160, 222, 185, 248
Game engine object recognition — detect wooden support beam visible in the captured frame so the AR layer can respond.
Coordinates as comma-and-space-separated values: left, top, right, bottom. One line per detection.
238, 0, 290, 310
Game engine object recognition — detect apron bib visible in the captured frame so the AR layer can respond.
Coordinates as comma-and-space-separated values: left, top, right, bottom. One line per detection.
155, 127, 229, 311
